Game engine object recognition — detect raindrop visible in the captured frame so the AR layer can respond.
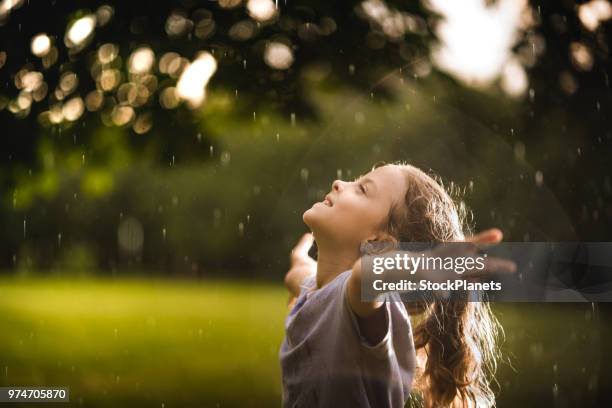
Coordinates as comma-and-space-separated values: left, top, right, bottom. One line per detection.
116, 375, 120, 383
12, 254, 16, 267
336, 169, 342, 179
300, 168, 309, 183
114, 328, 118, 338
23, 219, 26, 238
534, 170, 544, 187
290, 112, 296, 126
243, 59, 247, 70
162, 228, 167, 241
220, 151, 231, 166
552, 383, 559, 399
238, 222, 244, 237
210, 145, 214, 157
514, 142, 526, 160
172, 155, 175, 166
246, 214, 250, 223
253, 111, 256, 122
197, 132, 202, 142
58, 233, 62, 248
529, 88, 535, 102
276, 132, 280, 142
82, 154, 85, 165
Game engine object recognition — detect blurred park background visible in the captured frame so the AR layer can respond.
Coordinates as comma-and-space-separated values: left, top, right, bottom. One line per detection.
0, 0, 611, 406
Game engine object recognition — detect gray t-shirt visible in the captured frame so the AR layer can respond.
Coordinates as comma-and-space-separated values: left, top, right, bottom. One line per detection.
279, 270, 417, 407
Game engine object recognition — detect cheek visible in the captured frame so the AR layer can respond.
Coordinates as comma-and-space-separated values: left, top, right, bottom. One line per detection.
330, 201, 386, 235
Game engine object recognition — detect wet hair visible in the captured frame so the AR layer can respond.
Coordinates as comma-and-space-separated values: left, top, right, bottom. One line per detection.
374, 161, 502, 408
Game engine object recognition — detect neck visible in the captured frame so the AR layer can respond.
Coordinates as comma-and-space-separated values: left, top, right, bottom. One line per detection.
315, 242, 360, 289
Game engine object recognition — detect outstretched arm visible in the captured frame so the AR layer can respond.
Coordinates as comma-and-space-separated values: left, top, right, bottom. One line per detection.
346, 228, 515, 317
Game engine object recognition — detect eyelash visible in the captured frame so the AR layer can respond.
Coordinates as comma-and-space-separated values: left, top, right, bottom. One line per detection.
359, 183, 366, 194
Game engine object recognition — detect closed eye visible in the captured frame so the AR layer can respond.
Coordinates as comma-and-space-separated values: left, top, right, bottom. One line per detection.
359, 183, 366, 194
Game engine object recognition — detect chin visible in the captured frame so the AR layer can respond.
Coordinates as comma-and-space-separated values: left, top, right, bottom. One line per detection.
302, 207, 315, 227
302, 205, 324, 231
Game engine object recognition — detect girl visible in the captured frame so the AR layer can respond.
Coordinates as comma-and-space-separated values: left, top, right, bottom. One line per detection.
279, 161, 514, 408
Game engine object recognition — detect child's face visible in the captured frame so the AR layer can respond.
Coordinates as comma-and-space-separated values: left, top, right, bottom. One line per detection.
303, 164, 407, 249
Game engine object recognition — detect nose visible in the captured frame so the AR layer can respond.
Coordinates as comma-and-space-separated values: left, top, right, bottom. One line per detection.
332, 179, 344, 192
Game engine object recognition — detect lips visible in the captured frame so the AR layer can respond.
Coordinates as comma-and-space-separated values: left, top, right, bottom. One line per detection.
323, 194, 333, 206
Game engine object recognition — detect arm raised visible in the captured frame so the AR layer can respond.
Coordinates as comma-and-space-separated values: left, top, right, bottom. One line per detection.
284, 233, 317, 299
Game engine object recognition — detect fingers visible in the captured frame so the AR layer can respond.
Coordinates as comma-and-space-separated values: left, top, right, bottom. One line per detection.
466, 228, 503, 244
291, 232, 314, 262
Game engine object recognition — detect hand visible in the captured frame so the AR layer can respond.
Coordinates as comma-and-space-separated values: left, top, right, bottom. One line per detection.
285, 233, 317, 299
290, 232, 317, 270
363, 228, 516, 284
424, 228, 516, 282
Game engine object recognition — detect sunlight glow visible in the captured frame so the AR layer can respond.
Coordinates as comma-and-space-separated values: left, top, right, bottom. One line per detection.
425, 0, 531, 92
176, 52, 217, 108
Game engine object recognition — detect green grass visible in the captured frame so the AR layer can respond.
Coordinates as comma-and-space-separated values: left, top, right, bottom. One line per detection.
0, 275, 604, 407
0, 276, 288, 407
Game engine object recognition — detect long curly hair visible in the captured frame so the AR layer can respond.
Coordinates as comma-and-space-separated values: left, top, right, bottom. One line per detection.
376, 161, 503, 408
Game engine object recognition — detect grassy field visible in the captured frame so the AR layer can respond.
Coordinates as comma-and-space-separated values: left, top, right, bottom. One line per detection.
0, 275, 604, 407
0, 276, 288, 407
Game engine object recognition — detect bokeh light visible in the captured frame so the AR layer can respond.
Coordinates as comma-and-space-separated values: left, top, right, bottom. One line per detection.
65, 14, 96, 51
62, 96, 85, 121
246, 0, 277, 23
264, 42, 294, 70
30, 34, 51, 57
176, 52, 217, 108
128, 47, 155, 75
578, 0, 612, 31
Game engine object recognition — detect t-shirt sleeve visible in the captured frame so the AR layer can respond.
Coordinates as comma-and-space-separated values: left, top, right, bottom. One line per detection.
298, 273, 316, 296
341, 273, 394, 360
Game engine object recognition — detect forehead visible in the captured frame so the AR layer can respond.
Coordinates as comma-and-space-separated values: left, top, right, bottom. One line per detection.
365, 165, 406, 203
